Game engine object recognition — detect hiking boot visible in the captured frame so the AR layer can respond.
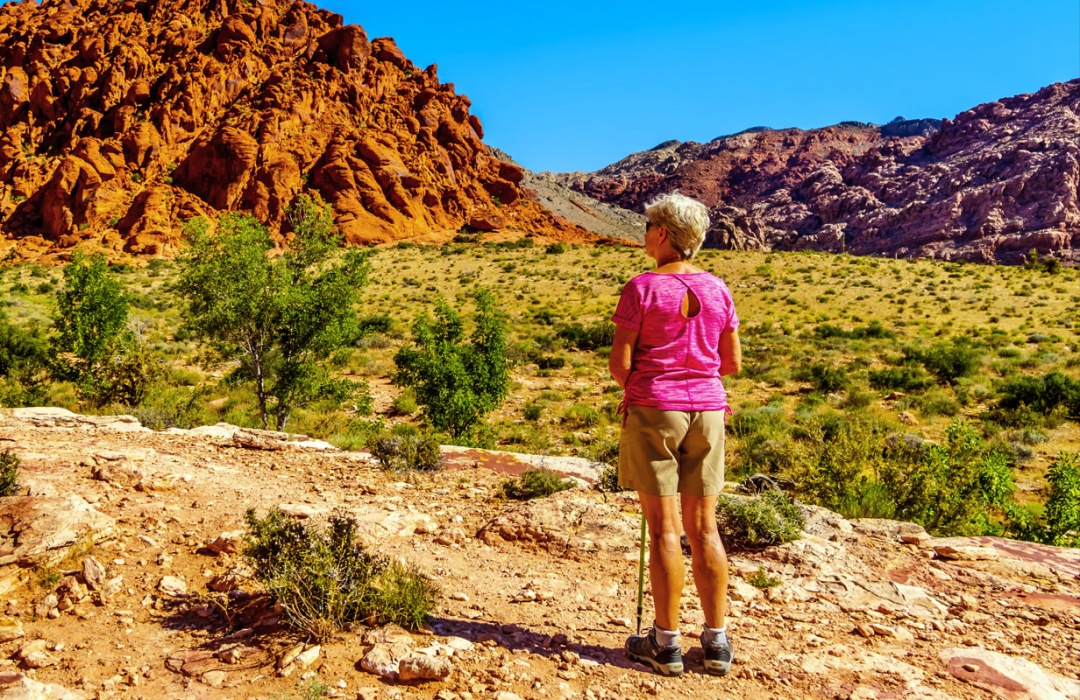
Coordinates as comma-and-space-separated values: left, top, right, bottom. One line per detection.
625, 630, 684, 676
701, 631, 734, 676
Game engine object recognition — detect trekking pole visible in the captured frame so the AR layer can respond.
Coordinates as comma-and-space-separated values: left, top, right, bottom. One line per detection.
635, 511, 646, 635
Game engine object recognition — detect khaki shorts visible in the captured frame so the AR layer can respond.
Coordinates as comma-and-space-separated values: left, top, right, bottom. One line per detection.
619, 406, 726, 497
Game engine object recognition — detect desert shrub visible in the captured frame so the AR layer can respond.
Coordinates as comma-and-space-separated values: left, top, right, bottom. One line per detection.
535, 355, 566, 370
356, 314, 394, 338
545, 242, 567, 254
128, 385, 213, 431
994, 371, 1080, 420
1040, 452, 1080, 547
793, 411, 895, 512
806, 363, 848, 393
394, 289, 508, 439
390, 390, 418, 416
813, 320, 894, 340
868, 366, 933, 392
0, 450, 19, 497
556, 321, 616, 351
747, 567, 781, 589
878, 420, 1017, 536
502, 468, 575, 500
909, 339, 983, 384
366, 426, 444, 472
0, 312, 48, 407
914, 389, 960, 418
562, 403, 600, 428
244, 509, 438, 640
523, 402, 544, 421
715, 490, 804, 550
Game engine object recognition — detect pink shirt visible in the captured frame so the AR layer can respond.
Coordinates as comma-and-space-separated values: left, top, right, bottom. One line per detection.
612, 271, 739, 412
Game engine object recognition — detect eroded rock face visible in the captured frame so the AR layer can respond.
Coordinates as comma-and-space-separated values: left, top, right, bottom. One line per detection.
0, 0, 578, 260
559, 81, 1080, 264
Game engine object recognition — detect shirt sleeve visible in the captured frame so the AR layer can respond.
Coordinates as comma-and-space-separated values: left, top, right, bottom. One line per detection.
611, 281, 642, 331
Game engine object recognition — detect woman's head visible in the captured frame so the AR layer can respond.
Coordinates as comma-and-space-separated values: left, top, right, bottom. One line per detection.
644, 193, 710, 260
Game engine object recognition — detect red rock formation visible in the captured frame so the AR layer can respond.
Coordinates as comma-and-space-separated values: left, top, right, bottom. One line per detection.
562, 82, 1080, 264
0, 0, 584, 260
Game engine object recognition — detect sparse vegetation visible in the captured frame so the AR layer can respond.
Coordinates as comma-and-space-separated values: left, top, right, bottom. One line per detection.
244, 508, 438, 640
0, 450, 19, 497
502, 468, 575, 500
715, 490, 804, 550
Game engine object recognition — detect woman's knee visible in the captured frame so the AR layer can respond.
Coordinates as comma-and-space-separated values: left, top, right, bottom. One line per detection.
685, 527, 725, 555
649, 529, 683, 554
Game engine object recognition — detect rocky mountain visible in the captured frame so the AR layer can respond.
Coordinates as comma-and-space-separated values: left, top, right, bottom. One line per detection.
1, 406, 1079, 698
0, 0, 586, 261
557, 80, 1080, 264
490, 147, 644, 243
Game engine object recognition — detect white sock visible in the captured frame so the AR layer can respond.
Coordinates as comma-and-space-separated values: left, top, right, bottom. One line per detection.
702, 624, 727, 644
652, 623, 679, 647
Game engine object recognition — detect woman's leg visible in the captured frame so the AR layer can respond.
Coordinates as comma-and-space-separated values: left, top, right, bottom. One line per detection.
639, 492, 684, 631
681, 493, 728, 629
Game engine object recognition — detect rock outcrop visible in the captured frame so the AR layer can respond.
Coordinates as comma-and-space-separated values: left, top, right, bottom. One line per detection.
0, 0, 584, 261
558, 80, 1080, 264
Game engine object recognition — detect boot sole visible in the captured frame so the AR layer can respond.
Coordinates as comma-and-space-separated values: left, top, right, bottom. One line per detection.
626, 651, 684, 676
703, 654, 734, 676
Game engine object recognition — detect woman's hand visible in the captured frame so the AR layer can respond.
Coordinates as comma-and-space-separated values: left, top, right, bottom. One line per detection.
609, 325, 638, 388
719, 329, 742, 377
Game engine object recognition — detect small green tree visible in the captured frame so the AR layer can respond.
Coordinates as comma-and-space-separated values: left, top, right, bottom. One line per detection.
393, 289, 508, 439
0, 310, 48, 407
50, 250, 156, 405
1042, 452, 1080, 547
177, 194, 370, 431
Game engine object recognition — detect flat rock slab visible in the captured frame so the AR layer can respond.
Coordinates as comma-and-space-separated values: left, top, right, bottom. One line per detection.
442, 444, 600, 484
477, 491, 638, 556
9, 407, 148, 433
941, 646, 1080, 700
0, 495, 116, 594
0, 672, 86, 699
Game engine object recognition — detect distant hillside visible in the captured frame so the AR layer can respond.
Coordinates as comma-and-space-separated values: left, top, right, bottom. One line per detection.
489, 148, 643, 244
557, 82, 1080, 264
0, 0, 587, 261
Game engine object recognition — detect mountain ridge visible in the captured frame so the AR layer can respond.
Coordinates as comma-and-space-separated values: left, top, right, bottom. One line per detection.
555, 82, 1080, 264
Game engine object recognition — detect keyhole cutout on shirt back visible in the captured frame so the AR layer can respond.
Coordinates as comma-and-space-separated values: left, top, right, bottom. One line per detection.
681, 290, 701, 319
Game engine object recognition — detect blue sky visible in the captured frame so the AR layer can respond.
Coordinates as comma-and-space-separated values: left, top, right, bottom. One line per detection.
322, 1, 1080, 173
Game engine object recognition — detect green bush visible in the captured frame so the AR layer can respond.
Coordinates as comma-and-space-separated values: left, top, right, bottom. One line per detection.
394, 289, 509, 439
909, 339, 983, 384
807, 363, 849, 393
366, 427, 444, 472
868, 366, 933, 392
562, 403, 600, 428
556, 321, 616, 351
0, 450, 19, 497
390, 390, 418, 416
545, 242, 567, 254
1041, 452, 1080, 547
523, 402, 544, 421
244, 509, 438, 640
994, 371, 1080, 420
715, 490, 804, 550
502, 468, 575, 500
813, 320, 894, 340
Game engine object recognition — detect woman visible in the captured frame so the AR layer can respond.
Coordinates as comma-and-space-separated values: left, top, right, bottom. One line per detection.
609, 192, 741, 677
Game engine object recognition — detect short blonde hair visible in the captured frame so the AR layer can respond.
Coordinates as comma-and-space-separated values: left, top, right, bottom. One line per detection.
644, 193, 710, 260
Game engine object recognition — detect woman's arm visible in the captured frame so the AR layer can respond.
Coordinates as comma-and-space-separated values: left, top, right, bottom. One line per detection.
609, 324, 638, 389
719, 329, 742, 377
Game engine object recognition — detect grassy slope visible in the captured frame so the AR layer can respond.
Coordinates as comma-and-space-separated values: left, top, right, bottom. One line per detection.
2, 243, 1078, 496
